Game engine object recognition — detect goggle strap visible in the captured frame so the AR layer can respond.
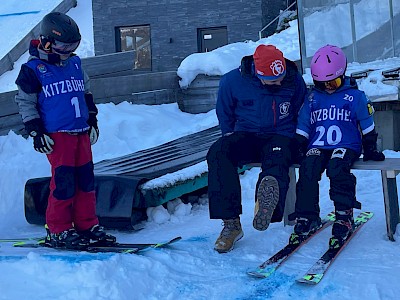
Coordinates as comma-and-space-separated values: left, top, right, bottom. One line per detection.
44, 41, 51, 51
40, 36, 53, 51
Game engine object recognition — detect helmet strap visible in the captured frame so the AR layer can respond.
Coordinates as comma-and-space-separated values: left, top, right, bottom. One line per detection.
37, 47, 61, 65
47, 53, 62, 64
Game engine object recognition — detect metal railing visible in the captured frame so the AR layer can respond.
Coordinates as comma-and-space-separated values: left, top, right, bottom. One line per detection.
258, 1, 297, 39
297, 0, 399, 71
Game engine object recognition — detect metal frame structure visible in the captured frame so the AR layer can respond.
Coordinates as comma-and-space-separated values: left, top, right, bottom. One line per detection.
297, 0, 398, 73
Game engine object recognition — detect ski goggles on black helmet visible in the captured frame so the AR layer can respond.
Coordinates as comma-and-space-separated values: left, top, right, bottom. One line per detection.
51, 39, 80, 55
40, 35, 80, 55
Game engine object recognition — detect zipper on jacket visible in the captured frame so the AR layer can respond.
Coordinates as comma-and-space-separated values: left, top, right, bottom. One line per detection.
272, 99, 276, 127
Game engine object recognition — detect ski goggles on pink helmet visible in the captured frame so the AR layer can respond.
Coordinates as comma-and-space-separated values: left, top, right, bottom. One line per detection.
314, 76, 343, 91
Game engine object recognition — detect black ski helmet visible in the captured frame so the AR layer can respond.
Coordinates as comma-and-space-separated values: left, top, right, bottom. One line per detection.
39, 12, 81, 53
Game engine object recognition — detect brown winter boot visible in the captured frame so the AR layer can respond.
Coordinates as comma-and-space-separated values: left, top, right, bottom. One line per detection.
214, 218, 244, 253
253, 176, 279, 231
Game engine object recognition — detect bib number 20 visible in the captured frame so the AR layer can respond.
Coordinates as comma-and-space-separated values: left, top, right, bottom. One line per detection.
313, 125, 342, 146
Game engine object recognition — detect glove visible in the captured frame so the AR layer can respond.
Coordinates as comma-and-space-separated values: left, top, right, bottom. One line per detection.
363, 150, 385, 161
89, 126, 99, 145
362, 130, 385, 161
24, 119, 54, 154
292, 133, 308, 164
87, 113, 99, 145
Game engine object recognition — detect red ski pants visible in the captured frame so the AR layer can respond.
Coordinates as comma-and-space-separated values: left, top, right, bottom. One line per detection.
46, 132, 99, 233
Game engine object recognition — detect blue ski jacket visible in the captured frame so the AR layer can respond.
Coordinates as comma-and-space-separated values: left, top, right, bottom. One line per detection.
216, 56, 307, 137
296, 76, 375, 154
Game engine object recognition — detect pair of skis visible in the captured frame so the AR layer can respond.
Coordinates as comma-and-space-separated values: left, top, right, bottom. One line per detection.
3, 236, 182, 254
247, 211, 373, 285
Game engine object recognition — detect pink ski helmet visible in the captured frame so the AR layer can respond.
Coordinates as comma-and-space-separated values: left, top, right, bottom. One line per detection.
310, 45, 347, 81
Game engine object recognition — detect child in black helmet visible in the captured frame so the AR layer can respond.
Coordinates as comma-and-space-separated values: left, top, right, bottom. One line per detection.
14, 12, 116, 249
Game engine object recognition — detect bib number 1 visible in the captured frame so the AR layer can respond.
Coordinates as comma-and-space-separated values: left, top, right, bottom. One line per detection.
71, 96, 81, 118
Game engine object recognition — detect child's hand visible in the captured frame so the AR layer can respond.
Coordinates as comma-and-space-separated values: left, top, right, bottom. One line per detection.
362, 130, 385, 161
24, 118, 54, 154
363, 150, 385, 161
89, 126, 99, 145
87, 112, 99, 145
32, 132, 54, 154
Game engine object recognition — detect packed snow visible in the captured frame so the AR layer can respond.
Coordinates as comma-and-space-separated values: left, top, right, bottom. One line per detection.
0, 1, 400, 299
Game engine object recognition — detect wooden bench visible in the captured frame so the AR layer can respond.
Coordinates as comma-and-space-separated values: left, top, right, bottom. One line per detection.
135, 154, 400, 242
97, 147, 400, 240
248, 158, 400, 241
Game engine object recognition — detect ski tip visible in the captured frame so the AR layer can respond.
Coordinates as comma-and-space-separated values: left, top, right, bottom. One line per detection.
247, 271, 267, 279
296, 273, 323, 285
0, 236, 46, 243
247, 271, 269, 279
170, 236, 182, 243
153, 236, 182, 248
246, 266, 276, 279
12, 241, 45, 248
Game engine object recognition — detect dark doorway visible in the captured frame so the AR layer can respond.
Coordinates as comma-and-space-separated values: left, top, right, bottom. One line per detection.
197, 26, 228, 52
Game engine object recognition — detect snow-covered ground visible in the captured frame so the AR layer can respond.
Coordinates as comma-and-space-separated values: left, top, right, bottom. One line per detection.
0, 1, 400, 299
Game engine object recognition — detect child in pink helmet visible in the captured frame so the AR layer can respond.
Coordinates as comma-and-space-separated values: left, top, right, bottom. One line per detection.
289, 45, 384, 248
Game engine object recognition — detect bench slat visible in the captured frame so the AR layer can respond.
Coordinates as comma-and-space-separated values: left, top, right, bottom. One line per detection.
352, 158, 400, 171
249, 158, 400, 172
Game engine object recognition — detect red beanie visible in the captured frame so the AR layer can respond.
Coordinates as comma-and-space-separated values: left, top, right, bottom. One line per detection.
253, 45, 286, 80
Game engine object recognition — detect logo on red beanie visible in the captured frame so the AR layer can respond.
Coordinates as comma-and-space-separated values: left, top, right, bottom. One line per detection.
253, 45, 286, 80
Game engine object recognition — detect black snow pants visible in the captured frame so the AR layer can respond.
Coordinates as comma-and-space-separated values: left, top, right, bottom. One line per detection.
293, 147, 361, 220
207, 131, 292, 222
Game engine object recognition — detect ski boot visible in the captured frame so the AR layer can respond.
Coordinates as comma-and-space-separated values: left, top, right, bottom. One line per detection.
289, 217, 322, 245
253, 176, 279, 231
214, 218, 244, 253
44, 225, 90, 250
329, 209, 354, 250
79, 224, 117, 246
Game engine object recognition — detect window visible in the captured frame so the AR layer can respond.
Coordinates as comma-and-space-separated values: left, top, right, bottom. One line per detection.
116, 25, 151, 70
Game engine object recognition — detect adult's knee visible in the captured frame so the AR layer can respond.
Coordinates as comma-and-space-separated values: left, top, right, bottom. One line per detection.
206, 140, 222, 163
261, 146, 291, 179
207, 137, 237, 165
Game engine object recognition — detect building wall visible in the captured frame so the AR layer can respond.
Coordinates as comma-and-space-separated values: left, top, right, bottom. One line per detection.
92, 0, 262, 72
